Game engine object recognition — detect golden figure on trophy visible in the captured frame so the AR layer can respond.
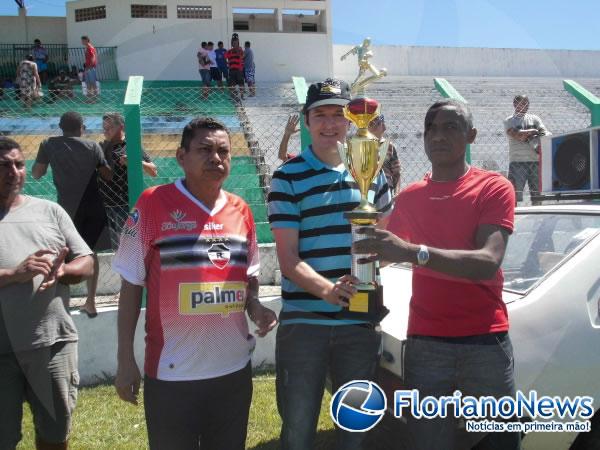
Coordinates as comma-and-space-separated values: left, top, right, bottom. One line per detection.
337, 38, 389, 323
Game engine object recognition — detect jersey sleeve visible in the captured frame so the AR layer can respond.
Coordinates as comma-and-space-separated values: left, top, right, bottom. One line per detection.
478, 175, 515, 234
267, 169, 301, 230
244, 204, 260, 278
111, 190, 153, 286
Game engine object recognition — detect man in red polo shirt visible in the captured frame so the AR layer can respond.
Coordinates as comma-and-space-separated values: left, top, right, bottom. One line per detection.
355, 100, 519, 450
81, 35, 98, 102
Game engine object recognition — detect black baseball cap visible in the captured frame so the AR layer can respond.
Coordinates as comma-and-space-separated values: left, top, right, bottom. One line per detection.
303, 78, 351, 113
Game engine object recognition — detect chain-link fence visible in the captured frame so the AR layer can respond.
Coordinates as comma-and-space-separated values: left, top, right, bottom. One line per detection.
0, 82, 127, 297
0, 44, 119, 81
1, 77, 594, 291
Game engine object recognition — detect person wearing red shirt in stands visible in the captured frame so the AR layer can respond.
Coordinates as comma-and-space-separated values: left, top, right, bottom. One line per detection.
225, 35, 244, 102
81, 35, 98, 102
355, 100, 519, 450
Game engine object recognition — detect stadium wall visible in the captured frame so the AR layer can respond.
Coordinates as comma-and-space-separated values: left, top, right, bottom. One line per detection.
0, 12, 66, 44
334, 44, 600, 80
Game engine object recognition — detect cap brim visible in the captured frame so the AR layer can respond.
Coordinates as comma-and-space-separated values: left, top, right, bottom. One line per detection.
305, 98, 350, 111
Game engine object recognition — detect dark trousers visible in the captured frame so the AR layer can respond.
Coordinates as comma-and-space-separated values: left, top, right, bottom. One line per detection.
144, 362, 252, 450
404, 333, 521, 450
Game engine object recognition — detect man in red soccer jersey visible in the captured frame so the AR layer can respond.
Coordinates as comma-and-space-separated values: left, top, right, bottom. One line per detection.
113, 118, 277, 450
355, 100, 519, 450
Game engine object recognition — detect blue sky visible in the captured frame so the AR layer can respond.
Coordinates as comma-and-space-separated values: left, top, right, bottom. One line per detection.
1, 0, 599, 50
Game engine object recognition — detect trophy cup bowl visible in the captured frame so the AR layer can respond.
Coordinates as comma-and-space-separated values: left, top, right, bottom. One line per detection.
337, 97, 389, 323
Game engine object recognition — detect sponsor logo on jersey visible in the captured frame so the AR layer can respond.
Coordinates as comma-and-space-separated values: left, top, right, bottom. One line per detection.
208, 242, 231, 269
179, 282, 246, 316
204, 222, 224, 231
122, 208, 140, 237
161, 209, 197, 231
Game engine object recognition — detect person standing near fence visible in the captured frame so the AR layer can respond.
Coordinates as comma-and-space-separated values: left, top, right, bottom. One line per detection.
197, 41, 212, 100
225, 37, 245, 102
368, 115, 401, 196
243, 41, 256, 97
206, 42, 223, 88
215, 41, 229, 85
32, 111, 112, 319
32, 39, 49, 85
16, 55, 41, 109
0, 136, 94, 450
268, 78, 393, 450
98, 112, 158, 250
504, 94, 550, 205
113, 118, 277, 450
81, 36, 99, 102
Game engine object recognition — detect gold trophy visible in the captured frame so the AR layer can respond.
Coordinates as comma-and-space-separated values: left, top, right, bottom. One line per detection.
337, 38, 389, 322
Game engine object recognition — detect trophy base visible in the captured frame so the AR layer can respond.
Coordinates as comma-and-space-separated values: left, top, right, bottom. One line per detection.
336, 285, 389, 324
344, 210, 380, 224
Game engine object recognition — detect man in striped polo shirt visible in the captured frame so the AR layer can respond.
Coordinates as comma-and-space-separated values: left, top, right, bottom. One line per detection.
268, 78, 393, 450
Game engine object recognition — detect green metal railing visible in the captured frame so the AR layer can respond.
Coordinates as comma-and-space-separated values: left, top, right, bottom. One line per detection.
0, 44, 119, 80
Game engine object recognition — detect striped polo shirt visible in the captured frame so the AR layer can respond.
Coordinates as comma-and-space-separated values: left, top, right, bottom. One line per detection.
268, 146, 393, 326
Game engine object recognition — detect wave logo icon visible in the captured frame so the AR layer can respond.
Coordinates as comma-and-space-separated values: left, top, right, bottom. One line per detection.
330, 380, 387, 432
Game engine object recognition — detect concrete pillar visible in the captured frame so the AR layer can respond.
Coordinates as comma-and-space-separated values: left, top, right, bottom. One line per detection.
276, 8, 283, 32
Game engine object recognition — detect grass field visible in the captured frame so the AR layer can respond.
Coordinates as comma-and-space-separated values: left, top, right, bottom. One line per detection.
17, 375, 336, 450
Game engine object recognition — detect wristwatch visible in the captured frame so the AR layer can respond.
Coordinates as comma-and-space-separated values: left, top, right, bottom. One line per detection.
416, 245, 429, 266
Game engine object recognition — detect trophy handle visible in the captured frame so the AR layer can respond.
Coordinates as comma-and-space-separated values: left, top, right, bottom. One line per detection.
337, 140, 352, 175
376, 138, 388, 176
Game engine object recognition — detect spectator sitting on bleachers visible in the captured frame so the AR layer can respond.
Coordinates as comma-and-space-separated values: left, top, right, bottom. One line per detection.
48, 70, 75, 102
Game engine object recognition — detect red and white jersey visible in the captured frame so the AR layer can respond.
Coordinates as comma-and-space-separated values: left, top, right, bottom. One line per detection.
112, 179, 260, 381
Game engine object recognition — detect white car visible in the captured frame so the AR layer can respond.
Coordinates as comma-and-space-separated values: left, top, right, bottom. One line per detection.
376, 202, 600, 450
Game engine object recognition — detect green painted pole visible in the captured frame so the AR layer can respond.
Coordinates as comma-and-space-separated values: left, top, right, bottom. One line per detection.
434, 77, 471, 163
124, 75, 144, 209
563, 80, 600, 127
292, 76, 312, 150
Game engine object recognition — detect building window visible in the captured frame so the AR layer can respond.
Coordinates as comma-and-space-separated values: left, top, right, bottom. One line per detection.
131, 4, 167, 18
301, 23, 318, 32
75, 6, 106, 22
177, 5, 212, 19
234, 21, 250, 31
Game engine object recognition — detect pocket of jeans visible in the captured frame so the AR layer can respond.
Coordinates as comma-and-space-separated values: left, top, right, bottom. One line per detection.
276, 324, 297, 343
494, 335, 514, 365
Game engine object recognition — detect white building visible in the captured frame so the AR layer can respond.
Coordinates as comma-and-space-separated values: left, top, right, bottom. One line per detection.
65, 0, 333, 81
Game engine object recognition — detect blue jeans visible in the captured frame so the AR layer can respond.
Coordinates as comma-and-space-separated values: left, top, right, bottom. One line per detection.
508, 161, 539, 203
404, 333, 521, 450
276, 323, 381, 450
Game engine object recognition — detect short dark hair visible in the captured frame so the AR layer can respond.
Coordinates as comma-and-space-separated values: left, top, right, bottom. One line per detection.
218, 41, 224, 46
208, 41, 214, 46
81, 35, 89, 41
425, 99, 473, 131
180, 118, 230, 151
245, 41, 251, 47
103, 112, 125, 128
201, 41, 207, 48
0, 136, 21, 154
513, 94, 529, 104
34, 38, 41, 43
59, 111, 84, 133
26, 54, 34, 62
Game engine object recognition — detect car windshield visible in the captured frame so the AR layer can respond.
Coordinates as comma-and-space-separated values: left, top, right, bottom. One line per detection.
502, 212, 600, 293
